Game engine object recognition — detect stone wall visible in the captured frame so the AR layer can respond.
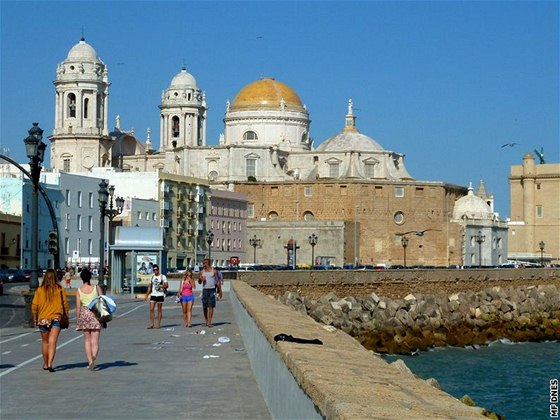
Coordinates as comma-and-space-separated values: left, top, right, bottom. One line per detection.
239, 268, 560, 354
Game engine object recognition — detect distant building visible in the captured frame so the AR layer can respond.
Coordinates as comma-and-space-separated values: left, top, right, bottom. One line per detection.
508, 153, 560, 265
0, 213, 21, 268
451, 182, 508, 267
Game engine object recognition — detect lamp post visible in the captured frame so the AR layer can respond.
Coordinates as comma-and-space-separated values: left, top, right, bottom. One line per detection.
308, 233, 318, 268
98, 180, 124, 293
23, 123, 46, 327
539, 241, 545, 267
401, 236, 409, 268
206, 230, 214, 261
475, 231, 486, 268
249, 234, 261, 264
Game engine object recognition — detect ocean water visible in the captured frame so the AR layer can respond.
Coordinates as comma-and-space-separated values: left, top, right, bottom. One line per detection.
384, 340, 559, 419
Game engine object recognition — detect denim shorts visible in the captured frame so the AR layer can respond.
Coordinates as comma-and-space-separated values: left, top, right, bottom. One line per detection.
39, 319, 61, 333
181, 295, 194, 303
202, 289, 216, 308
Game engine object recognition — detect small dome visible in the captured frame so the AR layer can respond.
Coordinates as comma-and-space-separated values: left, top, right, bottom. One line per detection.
67, 38, 98, 61
453, 185, 493, 220
230, 78, 305, 112
316, 130, 384, 152
169, 67, 198, 89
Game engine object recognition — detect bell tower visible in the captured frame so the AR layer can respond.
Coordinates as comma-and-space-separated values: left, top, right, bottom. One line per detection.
49, 38, 113, 172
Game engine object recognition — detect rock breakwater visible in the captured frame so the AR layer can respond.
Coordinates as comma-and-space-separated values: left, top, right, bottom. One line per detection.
277, 284, 560, 354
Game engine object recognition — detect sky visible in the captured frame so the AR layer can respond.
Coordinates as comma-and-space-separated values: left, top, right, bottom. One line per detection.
1, 1, 558, 217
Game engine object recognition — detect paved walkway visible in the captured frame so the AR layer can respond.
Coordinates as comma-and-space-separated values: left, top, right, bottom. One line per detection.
0, 290, 271, 419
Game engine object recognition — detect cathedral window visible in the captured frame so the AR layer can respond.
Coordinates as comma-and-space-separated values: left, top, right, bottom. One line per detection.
394, 187, 404, 198
247, 203, 254, 218
246, 159, 256, 177
84, 98, 89, 118
365, 163, 375, 178
172, 116, 180, 138
303, 211, 314, 221
393, 211, 404, 225
243, 131, 258, 141
208, 171, 218, 182
304, 186, 313, 197
536, 205, 543, 218
268, 211, 278, 220
96, 94, 102, 120
63, 159, 71, 172
329, 162, 339, 178
67, 93, 77, 118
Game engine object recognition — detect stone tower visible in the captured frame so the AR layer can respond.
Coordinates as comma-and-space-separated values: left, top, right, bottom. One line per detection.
49, 38, 112, 172
159, 66, 207, 151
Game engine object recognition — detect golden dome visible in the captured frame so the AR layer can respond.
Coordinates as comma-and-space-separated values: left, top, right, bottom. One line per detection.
230, 78, 305, 112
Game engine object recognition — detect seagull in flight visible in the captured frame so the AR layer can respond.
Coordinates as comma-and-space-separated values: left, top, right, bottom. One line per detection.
398, 229, 439, 237
501, 142, 519, 148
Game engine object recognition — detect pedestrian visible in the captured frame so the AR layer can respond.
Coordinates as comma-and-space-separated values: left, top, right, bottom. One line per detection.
64, 267, 72, 288
32, 268, 69, 372
144, 264, 168, 329
198, 258, 222, 328
214, 267, 223, 299
178, 270, 196, 327
75, 268, 105, 371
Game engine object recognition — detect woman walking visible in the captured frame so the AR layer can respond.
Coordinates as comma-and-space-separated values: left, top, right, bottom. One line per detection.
75, 268, 104, 371
178, 270, 196, 327
32, 269, 69, 372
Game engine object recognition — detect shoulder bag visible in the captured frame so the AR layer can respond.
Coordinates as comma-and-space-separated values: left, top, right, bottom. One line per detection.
59, 288, 69, 329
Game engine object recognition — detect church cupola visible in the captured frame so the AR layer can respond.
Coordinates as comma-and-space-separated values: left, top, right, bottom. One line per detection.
49, 38, 112, 172
159, 66, 207, 150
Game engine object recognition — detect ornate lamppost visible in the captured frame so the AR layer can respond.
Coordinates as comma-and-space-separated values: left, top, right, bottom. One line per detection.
401, 236, 409, 268
475, 231, 486, 268
539, 241, 545, 267
206, 230, 214, 261
98, 180, 124, 293
23, 123, 46, 327
308, 233, 318, 268
249, 234, 261, 264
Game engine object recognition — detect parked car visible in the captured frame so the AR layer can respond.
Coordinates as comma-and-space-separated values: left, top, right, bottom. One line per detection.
6, 269, 31, 283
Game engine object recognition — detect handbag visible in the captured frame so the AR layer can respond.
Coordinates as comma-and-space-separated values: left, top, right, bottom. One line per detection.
59, 289, 69, 329
89, 295, 113, 323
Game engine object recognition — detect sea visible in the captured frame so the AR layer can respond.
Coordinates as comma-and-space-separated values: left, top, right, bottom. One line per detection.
383, 340, 559, 419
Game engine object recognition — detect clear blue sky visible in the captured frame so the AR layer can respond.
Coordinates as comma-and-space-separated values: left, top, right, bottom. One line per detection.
1, 1, 558, 217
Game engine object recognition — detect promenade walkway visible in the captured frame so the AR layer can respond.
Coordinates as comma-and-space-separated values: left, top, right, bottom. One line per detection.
0, 289, 271, 419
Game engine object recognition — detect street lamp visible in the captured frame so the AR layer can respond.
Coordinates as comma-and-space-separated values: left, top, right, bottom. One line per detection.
98, 180, 124, 293
23, 123, 46, 327
249, 234, 261, 264
308, 233, 318, 267
539, 241, 545, 267
401, 236, 409, 268
206, 230, 214, 261
475, 231, 486, 268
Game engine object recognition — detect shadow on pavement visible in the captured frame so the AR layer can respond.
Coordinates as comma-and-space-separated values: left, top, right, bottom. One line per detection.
55, 360, 139, 371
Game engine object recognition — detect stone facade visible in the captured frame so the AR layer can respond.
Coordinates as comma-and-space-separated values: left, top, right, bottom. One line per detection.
236, 180, 467, 267
509, 153, 560, 264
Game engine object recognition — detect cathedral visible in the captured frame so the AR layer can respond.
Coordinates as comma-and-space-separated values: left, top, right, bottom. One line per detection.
46, 38, 511, 267
48, 38, 412, 187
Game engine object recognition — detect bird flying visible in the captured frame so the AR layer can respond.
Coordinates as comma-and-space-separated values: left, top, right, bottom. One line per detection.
501, 142, 519, 148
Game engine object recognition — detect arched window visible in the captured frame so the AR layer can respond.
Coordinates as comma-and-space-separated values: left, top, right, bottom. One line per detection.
172, 116, 180, 138
303, 211, 314, 221
96, 94, 102, 120
268, 211, 279, 220
84, 98, 89, 119
68, 93, 76, 118
243, 131, 258, 141
208, 171, 218, 182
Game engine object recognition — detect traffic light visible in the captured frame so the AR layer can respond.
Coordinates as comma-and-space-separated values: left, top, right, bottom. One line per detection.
48, 230, 58, 255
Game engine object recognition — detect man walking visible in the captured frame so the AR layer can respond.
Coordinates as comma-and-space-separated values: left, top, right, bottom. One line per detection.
144, 264, 168, 329
198, 258, 222, 327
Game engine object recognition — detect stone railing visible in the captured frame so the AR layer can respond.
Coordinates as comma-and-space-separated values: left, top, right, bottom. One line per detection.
230, 280, 487, 419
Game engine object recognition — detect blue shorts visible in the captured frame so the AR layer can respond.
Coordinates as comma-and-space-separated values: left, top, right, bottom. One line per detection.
39, 319, 61, 333
181, 295, 194, 303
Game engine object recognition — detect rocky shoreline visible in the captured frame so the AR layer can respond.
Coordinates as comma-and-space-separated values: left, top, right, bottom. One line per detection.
277, 284, 560, 354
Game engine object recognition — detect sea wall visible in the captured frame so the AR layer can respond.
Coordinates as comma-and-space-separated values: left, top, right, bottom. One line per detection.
231, 280, 487, 419
278, 284, 560, 354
